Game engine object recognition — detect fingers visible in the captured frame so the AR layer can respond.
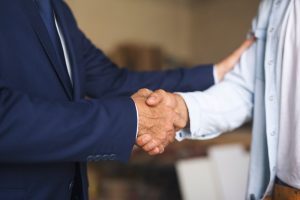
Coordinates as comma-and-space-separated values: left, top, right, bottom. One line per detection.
242, 36, 256, 48
148, 147, 160, 155
149, 145, 164, 156
135, 90, 178, 156
231, 37, 256, 59
146, 89, 165, 106
141, 143, 165, 156
143, 139, 160, 152
136, 134, 152, 147
138, 88, 153, 97
146, 93, 163, 106
173, 113, 187, 130
132, 88, 153, 99
137, 134, 162, 154
217, 37, 256, 69
138, 131, 175, 156
215, 37, 256, 81
137, 132, 170, 155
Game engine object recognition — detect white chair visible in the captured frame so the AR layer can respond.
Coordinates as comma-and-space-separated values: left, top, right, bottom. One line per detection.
176, 144, 249, 200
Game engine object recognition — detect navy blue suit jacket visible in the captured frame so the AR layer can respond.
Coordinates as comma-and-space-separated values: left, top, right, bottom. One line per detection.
0, 0, 214, 199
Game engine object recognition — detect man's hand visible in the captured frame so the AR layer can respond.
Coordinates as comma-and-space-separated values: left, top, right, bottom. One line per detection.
133, 38, 255, 155
216, 37, 256, 81
134, 89, 189, 155
132, 89, 186, 155
146, 90, 189, 129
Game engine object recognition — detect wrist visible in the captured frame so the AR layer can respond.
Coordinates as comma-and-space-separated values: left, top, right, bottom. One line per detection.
215, 64, 227, 81
174, 94, 189, 127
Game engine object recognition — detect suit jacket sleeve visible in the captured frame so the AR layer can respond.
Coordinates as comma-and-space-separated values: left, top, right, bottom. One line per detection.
78, 31, 214, 98
0, 2, 214, 164
0, 79, 137, 163
59, 0, 214, 99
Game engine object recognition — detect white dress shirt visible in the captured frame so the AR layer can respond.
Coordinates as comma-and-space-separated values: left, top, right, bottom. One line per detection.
54, 16, 72, 83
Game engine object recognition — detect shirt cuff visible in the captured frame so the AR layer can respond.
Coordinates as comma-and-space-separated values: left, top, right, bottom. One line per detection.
134, 102, 139, 138
175, 92, 201, 141
213, 65, 220, 84
175, 92, 222, 141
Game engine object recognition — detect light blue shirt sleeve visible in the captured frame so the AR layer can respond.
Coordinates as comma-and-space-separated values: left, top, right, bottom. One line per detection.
134, 66, 219, 139
176, 41, 257, 141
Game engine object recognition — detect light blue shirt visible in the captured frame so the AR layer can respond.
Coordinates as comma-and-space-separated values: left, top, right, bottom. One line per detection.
177, 0, 291, 199
277, 0, 300, 190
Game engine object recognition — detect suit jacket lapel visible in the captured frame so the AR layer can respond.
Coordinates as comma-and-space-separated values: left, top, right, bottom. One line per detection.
21, 0, 73, 100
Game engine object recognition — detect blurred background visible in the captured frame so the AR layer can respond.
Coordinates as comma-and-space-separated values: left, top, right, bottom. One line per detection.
65, 0, 260, 199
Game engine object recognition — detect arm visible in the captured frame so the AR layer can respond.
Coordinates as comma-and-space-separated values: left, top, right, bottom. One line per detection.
78, 27, 254, 99
136, 37, 257, 154
80, 31, 214, 98
81, 29, 256, 99
177, 39, 256, 140
58, 1, 215, 98
0, 80, 137, 163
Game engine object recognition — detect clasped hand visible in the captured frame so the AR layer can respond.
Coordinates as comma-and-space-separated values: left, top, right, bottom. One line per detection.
131, 89, 188, 156
131, 37, 255, 156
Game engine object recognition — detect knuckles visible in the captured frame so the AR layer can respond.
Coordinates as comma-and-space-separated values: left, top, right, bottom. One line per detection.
135, 89, 179, 155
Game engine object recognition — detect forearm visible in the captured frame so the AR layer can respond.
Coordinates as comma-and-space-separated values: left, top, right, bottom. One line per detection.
0, 83, 137, 163
177, 81, 253, 140
85, 64, 215, 98
176, 41, 257, 141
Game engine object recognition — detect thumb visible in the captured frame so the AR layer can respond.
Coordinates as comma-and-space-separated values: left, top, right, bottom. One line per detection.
146, 92, 163, 106
173, 113, 187, 130
137, 88, 153, 98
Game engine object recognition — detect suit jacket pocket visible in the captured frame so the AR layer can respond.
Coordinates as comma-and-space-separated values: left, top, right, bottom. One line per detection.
0, 188, 25, 200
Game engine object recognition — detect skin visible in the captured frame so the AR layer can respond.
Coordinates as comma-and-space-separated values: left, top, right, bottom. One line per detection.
132, 37, 256, 155
215, 37, 256, 81
132, 89, 186, 155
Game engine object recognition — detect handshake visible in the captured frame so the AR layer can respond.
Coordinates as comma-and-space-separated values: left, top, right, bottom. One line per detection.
132, 89, 188, 156
131, 37, 256, 156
